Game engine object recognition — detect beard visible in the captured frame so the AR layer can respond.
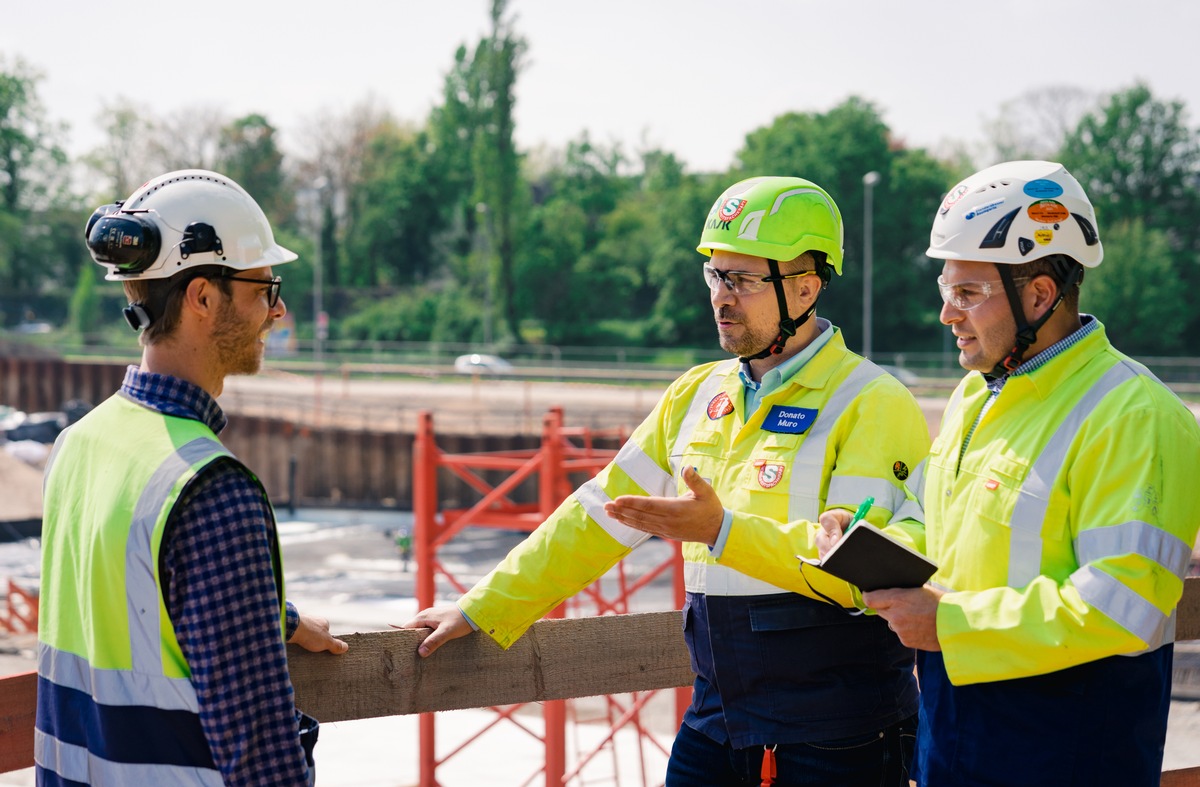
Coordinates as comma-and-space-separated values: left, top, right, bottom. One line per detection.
212, 297, 269, 376
715, 306, 775, 358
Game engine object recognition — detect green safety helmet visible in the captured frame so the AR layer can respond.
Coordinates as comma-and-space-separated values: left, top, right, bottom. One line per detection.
696, 176, 844, 275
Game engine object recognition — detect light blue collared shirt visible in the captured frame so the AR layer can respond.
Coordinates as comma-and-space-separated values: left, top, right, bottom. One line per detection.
711, 319, 835, 558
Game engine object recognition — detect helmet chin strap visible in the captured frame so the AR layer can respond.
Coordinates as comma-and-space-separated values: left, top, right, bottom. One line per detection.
738, 258, 822, 363
990, 263, 1083, 378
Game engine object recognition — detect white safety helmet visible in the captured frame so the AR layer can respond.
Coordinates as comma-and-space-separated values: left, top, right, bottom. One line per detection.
85, 169, 297, 281
927, 160, 1103, 268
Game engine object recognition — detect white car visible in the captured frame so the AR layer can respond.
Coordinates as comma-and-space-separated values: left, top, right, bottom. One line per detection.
453, 353, 514, 375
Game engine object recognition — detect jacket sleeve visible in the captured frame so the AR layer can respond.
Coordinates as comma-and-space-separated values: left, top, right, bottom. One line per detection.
716, 376, 931, 604
459, 378, 690, 649
938, 396, 1200, 685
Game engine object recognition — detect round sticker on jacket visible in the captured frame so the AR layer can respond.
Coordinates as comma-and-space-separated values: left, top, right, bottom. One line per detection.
893, 460, 910, 481
758, 462, 785, 489
707, 392, 734, 419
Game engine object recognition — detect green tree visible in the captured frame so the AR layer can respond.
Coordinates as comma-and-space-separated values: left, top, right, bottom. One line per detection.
471, 0, 526, 343
217, 113, 290, 228
1060, 83, 1200, 343
1079, 219, 1186, 355
83, 98, 160, 199
515, 136, 634, 345
733, 97, 954, 354
0, 57, 72, 311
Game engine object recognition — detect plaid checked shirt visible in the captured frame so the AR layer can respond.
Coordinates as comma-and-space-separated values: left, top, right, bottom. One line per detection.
121, 366, 309, 786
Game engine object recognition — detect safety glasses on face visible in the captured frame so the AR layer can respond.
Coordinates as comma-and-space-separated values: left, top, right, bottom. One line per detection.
702, 264, 814, 296
222, 274, 282, 308
936, 275, 1029, 311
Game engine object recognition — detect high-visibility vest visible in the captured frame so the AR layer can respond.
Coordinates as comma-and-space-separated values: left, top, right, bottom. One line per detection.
36, 393, 286, 785
461, 329, 931, 745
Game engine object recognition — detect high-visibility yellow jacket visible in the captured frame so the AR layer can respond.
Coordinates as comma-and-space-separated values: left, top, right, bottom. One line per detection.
37, 394, 286, 786
459, 329, 931, 745
921, 321, 1200, 686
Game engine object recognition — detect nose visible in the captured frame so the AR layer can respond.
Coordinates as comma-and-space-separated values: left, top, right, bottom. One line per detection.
710, 281, 736, 308
272, 295, 287, 320
939, 299, 962, 326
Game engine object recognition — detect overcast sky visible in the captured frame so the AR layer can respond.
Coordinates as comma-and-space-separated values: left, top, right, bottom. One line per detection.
4, 0, 1198, 176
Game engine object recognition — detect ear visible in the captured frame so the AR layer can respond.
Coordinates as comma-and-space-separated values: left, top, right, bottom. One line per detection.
793, 271, 823, 309
180, 276, 221, 320
1024, 274, 1059, 321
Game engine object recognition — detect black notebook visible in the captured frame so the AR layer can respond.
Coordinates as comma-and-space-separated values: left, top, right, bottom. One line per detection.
798, 522, 937, 592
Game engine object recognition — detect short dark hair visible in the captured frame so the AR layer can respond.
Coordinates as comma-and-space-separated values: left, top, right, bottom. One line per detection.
122, 265, 232, 345
1010, 254, 1084, 312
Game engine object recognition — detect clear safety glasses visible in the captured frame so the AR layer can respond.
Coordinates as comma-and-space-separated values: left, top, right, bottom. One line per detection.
936, 275, 1028, 312
703, 264, 814, 297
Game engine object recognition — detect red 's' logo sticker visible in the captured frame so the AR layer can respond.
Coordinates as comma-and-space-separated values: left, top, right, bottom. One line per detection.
757, 462, 785, 489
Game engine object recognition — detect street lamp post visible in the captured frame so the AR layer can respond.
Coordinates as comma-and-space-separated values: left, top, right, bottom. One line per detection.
311, 177, 329, 373
862, 171, 880, 359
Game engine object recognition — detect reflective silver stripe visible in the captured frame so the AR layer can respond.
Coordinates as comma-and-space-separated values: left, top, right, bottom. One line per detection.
126, 436, 225, 675
614, 440, 675, 498
1008, 364, 1139, 588
43, 427, 72, 497
904, 457, 928, 508
668, 362, 737, 478
826, 475, 905, 514
39, 643, 199, 711
787, 360, 884, 522
943, 384, 966, 425
1076, 521, 1194, 578
1072, 564, 1173, 649
890, 457, 928, 525
889, 499, 925, 527
684, 559, 788, 597
574, 479, 653, 549
36, 728, 224, 787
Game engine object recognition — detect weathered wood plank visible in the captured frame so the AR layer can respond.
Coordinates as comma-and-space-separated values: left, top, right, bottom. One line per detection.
1161, 765, 1200, 787
1178, 575, 1200, 642
0, 670, 36, 773
287, 611, 694, 723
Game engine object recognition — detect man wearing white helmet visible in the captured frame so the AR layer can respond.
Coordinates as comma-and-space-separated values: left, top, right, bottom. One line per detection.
36, 170, 348, 786
841, 161, 1200, 785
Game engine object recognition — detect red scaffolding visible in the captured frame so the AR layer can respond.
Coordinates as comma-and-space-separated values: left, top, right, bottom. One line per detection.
413, 407, 688, 787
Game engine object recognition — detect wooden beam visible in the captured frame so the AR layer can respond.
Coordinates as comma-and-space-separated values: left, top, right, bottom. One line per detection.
0, 671, 36, 773
286, 610, 694, 723
4, 579, 1200, 776
1178, 574, 1200, 642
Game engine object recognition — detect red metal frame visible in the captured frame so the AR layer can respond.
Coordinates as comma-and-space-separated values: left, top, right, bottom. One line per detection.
414, 407, 687, 787
0, 579, 38, 635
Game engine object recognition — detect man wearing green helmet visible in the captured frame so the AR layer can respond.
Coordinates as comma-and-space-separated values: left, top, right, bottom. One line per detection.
404, 176, 931, 786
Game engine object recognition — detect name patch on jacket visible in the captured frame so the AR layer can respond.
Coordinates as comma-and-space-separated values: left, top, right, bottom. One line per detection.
761, 405, 817, 434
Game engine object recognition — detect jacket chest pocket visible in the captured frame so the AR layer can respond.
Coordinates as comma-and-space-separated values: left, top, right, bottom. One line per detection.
963, 454, 1032, 533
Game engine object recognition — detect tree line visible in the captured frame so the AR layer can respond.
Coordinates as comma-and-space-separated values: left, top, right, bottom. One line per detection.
2, 1, 1198, 359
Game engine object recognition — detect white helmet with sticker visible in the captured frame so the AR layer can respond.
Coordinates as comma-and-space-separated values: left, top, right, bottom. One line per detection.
926, 160, 1103, 268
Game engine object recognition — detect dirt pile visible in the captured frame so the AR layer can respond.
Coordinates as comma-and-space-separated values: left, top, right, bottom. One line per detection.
0, 448, 43, 521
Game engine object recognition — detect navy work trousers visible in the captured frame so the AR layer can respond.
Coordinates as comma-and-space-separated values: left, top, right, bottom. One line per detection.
664, 714, 916, 787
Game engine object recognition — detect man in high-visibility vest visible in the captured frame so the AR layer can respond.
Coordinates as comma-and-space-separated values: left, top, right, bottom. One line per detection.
38, 170, 348, 786
838, 160, 1200, 786
404, 176, 930, 786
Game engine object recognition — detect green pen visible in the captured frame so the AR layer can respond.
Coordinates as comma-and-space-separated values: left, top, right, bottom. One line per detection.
846, 496, 874, 532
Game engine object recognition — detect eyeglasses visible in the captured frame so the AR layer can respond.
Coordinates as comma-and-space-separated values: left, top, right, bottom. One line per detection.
936, 275, 1028, 312
703, 264, 815, 296
222, 274, 283, 308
